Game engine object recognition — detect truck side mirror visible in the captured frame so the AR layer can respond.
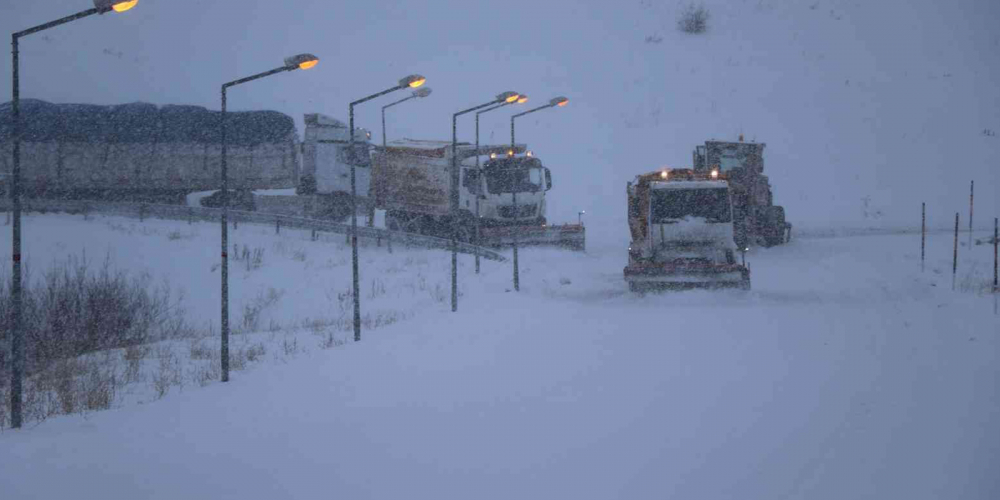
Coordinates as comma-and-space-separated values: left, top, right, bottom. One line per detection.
545, 168, 552, 191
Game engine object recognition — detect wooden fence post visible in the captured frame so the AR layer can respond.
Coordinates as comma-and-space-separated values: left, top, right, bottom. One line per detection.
969, 180, 974, 248
993, 217, 998, 293
921, 202, 926, 272
953, 212, 959, 290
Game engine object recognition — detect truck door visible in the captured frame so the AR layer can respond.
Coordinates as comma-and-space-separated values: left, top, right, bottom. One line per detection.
314, 141, 371, 199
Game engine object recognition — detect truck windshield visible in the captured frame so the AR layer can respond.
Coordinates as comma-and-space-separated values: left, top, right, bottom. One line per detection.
484, 158, 545, 194
651, 188, 731, 223
719, 150, 744, 171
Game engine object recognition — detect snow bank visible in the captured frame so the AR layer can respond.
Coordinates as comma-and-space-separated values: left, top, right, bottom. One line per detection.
1, 214, 997, 499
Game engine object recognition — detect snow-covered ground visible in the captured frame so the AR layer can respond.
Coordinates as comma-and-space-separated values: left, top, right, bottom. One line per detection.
1, 213, 997, 499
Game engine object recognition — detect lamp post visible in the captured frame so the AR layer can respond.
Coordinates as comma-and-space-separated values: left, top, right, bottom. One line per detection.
450, 92, 521, 310
509, 96, 569, 291
381, 87, 432, 148
578, 210, 585, 226
349, 74, 426, 341
471, 95, 528, 274
7, 0, 140, 430
219, 53, 318, 382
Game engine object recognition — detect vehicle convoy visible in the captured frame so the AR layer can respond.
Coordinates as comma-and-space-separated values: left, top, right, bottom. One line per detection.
692, 138, 791, 248
625, 168, 751, 291
299, 114, 585, 250
2, 102, 584, 250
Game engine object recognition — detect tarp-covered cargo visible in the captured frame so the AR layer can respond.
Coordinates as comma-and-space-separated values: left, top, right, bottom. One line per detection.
0, 99, 298, 201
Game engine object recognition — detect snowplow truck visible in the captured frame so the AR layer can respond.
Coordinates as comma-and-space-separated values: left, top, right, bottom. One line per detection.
692, 139, 791, 248
370, 139, 585, 250
625, 168, 751, 291
298, 115, 584, 250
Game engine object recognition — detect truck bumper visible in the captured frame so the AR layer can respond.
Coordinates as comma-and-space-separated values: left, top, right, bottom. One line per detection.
624, 263, 750, 291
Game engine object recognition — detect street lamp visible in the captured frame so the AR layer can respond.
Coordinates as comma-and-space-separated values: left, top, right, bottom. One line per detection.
450, 91, 521, 310
7, 0, 140, 431
219, 53, 318, 382
472, 95, 528, 274
509, 96, 569, 291
349, 74, 427, 342
381, 87, 432, 148
578, 210, 585, 226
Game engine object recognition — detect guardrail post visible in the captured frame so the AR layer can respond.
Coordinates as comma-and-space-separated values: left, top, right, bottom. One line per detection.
188, 207, 193, 225
233, 216, 238, 230
312, 228, 317, 241
276, 217, 280, 235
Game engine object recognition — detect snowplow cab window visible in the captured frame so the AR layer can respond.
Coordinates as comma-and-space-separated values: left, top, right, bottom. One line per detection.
484, 157, 545, 194
339, 143, 371, 168
462, 168, 480, 193
719, 147, 744, 171
651, 188, 732, 223
528, 168, 542, 187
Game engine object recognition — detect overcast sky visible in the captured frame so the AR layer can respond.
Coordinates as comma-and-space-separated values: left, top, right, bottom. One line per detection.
2, 0, 998, 247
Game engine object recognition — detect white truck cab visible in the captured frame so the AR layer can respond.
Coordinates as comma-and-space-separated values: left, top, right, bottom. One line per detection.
625, 170, 750, 291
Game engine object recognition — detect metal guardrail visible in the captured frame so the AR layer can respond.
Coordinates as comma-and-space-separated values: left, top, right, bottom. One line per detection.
0, 198, 507, 262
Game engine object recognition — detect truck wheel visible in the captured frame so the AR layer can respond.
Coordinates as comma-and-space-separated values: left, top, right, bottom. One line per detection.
317, 197, 352, 222
385, 211, 403, 231
454, 226, 473, 244
763, 206, 786, 247
402, 215, 424, 235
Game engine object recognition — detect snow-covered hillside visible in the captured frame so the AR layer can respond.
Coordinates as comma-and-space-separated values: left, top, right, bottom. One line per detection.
2, 0, 997, 247
0, 213, 997, 499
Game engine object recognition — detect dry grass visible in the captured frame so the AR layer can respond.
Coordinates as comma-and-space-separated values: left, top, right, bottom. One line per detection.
678, 2, 710, 34
957, 263, 998, 295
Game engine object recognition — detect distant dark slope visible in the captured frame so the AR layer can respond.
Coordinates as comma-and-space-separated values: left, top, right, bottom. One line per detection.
0, 100, 295, 146
0, 100, 299, 200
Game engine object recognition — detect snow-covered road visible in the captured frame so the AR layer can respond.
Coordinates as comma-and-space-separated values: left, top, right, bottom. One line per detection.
1, 215, 998, 499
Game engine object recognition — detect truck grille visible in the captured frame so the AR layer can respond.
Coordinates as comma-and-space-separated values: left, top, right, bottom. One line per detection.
499, 205, 537, 219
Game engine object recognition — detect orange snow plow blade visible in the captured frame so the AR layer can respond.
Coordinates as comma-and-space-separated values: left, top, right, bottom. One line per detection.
481, 224, 586, 251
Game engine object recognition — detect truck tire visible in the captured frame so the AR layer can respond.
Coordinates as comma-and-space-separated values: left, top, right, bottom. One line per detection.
763, 206, 786, 247
314, 195, 352, 222
453, 225, 474, 244
385, 210, 404, 231
401, 214, 425, 235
